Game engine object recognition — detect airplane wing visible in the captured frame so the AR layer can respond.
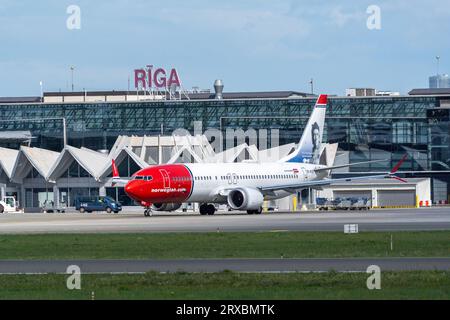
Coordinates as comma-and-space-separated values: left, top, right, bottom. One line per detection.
260, 173, 390, 192
261, 154, 408, 192
314, 159, 388, 172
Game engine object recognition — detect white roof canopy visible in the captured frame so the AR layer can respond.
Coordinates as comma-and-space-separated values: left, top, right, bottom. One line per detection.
11, 146, 60, 182
0, 147, 19, 179
48, 146, 109, 182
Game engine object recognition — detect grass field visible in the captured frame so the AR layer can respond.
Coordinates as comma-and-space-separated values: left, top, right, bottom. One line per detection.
0, 231, 448, 260
0, 271, 448, 299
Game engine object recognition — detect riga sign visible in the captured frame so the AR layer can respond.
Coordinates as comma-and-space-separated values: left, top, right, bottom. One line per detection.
134, 65, 181, 89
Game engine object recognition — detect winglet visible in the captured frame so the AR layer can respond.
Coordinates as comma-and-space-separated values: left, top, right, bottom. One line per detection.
391, 176, 408, 183
388, 154, 408, 183
112, 159, 119, 178
390, 154, 408, 174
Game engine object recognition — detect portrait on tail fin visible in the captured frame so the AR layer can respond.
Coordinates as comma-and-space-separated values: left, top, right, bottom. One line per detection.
311, 122, 321, 164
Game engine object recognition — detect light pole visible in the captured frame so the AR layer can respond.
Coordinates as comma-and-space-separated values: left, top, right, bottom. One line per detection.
436, 56, 440, 76
309, 78, 314, 95
70, 66, 75, 92
39, 81, 43, 102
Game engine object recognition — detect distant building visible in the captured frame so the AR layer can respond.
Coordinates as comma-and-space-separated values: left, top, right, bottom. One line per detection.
375, 90, 400, 96
345, 88, 376, 97
345, 88, 399, 97
429, 74, 450, 88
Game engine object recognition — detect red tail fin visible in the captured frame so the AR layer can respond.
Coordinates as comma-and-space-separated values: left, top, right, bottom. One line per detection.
112, 159, 119, 178
316, 94, 327, 106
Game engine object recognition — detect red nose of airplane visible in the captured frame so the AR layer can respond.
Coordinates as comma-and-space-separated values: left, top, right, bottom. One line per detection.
125, 181, 140, 201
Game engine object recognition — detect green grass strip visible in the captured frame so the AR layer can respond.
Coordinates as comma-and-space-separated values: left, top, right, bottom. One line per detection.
0, 231, 448, 260
0, 271, 448, 300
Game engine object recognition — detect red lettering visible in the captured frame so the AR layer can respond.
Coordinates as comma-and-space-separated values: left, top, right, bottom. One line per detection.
153, 68, 166, 88
135, 66, 181, 89
134, 69, 146, 89
146, 65, 153, 87
168, 68, 181, 87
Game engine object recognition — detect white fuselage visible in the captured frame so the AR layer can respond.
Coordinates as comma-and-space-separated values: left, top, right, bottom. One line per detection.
184, 162, 328, 203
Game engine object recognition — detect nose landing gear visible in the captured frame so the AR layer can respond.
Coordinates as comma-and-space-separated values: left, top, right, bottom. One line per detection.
144, 208, 152, 217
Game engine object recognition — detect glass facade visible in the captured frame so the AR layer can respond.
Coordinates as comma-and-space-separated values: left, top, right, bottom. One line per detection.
0, 95, 448, 175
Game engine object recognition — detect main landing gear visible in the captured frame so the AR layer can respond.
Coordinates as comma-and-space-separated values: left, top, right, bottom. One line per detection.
247, 207, 263, 215
199, 203, 216, 215
144, 208, 152, 217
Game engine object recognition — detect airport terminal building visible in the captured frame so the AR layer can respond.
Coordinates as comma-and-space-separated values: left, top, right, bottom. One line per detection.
0, 85, 449, 210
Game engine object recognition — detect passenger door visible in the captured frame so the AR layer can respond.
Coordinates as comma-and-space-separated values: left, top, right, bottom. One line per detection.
159, 169, 171, 189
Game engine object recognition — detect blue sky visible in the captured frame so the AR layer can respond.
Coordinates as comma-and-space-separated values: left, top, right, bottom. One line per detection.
1, 0, 449, 96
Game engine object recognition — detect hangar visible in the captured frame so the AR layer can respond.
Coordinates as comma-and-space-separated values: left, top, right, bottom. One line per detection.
317, 178, 431, 208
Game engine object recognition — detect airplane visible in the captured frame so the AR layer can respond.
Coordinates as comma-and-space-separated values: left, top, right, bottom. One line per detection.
111, 94, 408, 216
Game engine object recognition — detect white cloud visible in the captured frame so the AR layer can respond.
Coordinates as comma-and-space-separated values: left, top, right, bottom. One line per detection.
156, 6, 311, 42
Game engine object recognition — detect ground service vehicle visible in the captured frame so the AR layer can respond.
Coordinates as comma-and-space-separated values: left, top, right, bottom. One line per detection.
74, 196, 122, 213
41, 200, 67, 213
0, 196, 23, 213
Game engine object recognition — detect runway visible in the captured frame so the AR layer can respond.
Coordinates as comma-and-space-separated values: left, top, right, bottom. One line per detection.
0, 257, 448, 274
0, 207, 449, 234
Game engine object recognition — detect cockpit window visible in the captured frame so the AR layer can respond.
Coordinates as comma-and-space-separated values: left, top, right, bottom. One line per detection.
133, 175, 152, 181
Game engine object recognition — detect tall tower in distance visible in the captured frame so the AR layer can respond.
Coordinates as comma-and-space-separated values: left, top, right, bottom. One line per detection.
429, 56, 450, 88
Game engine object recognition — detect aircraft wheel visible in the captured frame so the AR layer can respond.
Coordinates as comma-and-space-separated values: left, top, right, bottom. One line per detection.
247, 210, 255, 215
207, 204, 216, 215
199, 204, 208, 215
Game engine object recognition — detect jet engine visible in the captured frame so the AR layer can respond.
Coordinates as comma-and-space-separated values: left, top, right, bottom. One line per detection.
227, 187, 264, 210
151, 203, 182, 212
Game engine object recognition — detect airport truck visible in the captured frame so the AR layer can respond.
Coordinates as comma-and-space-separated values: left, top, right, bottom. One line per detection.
40, 200, 67, 213
0, 196, 23, 213
316, 197, 371, 211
